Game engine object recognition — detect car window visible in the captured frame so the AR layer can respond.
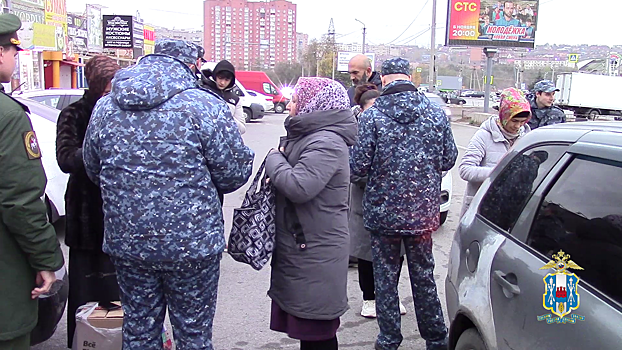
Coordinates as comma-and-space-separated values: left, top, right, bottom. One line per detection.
263, 83, 272, 95
30, 95, 61, 109
427, 95, 445, 106
527, 156, 622, 304
479, 145, 569, 231
66, 94, 82, 106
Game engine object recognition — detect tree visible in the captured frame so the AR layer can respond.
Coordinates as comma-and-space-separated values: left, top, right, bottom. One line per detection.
265, 62, 303, 88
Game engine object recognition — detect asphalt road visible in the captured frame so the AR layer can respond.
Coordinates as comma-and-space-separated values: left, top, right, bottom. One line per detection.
33, 112, 479, 350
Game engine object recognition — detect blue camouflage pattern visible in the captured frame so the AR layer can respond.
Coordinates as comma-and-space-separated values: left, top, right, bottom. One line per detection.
112, 254, 221, 350
533, 80, 559, 93
526, 93, 566, 130
381, 57, 411, 76
155, 39, 200, 66
349, 80, 458, 235
83, 54, 254, 262
371, 233, 447, 350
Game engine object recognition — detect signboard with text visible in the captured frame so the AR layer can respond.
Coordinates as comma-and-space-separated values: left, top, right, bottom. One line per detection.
446, 0, 539, 48
86, 5, 103, 52
67, 14, 88, 53
103, 15, 133, 49
337, 52, 376, 72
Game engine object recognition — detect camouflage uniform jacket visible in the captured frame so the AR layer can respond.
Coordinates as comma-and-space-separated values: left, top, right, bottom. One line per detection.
350, 80, 458, 235
83, 54, 254, 262
526, 93, 566, 130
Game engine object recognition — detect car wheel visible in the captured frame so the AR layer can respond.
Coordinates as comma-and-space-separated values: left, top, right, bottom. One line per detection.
588, 109, 600, 120
274, 103, 285, 114
458, 100, 465, 106
455, 328, 487, 350
440, 211, 448, 225
243, 107, 252, 123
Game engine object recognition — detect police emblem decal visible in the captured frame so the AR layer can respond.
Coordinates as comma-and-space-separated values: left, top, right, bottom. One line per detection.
538, 250, 585, 324
23, 131, 41, 160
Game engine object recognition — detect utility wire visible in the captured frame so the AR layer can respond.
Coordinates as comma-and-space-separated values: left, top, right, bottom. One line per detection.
387, 0, 430, 44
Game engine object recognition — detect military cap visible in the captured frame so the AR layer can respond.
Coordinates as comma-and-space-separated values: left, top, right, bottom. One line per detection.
0, 13, 23, 51
194, 43, 207, 63
381, 57, 411, 76
154, 39, 200, 66
534, 80, 559, 93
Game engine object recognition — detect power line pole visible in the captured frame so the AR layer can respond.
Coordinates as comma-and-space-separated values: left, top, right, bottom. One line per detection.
328, 18, 336, 80
429, 0, 437, 92
355, 19, 366, 54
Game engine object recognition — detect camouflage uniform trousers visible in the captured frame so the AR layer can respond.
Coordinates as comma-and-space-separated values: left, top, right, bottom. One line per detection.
370, 232, 447, 350
112, 254, 222, 350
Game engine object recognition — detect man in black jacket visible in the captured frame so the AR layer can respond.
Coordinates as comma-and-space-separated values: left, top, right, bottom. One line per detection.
199, 60, 246, 134
347, 54, 382, 106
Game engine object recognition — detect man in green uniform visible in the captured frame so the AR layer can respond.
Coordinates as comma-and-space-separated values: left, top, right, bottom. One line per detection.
0, 13, 64, 349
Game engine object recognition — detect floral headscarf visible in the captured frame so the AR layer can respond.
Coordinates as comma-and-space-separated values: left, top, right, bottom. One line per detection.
85, 55, 120, 99
498, 87, 532, 125
294, 77, 350, 115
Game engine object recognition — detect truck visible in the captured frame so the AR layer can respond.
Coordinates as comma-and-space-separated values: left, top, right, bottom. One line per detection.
235, 71, 290, 113
555, 73, 622, 119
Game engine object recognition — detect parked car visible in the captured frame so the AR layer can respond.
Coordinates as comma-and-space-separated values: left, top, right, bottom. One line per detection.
14, 97, 68, 222
425, 92, 453, 224
246, 89, 274, 112
235, 71, 290, 113
10, 97, 69, 346
15, 88, 84, 110
469, 91, 485, 98
446, 122, 622, 350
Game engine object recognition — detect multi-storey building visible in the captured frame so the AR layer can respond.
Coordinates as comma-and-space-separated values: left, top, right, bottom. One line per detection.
153, 26, 204, 47
203, 0, 297, 69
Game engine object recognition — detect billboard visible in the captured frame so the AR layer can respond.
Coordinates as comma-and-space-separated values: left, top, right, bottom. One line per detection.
103, 15, 133, 49
337, 52, 376, 72
143, 25, 155, 55
67, 14, 88, 53
44, 0, 67, 52
133, 17, 144, 58
446, 0, 539, 48
86, 5, 103, 52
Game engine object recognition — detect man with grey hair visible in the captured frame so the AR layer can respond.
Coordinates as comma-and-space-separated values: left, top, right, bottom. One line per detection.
347, 54, 382, 106
83, 39, 254, 349
350, 57, 457, 350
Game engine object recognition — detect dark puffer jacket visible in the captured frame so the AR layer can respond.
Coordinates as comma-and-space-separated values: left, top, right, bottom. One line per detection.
350, 80, 458, 235
56, 91, 104, 250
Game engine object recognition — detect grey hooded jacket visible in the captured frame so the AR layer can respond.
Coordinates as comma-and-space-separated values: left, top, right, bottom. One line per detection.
265, 109, 357, 320
458, 116, 529, 216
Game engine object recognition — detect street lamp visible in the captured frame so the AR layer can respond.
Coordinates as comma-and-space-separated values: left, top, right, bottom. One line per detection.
355, 19, 366, 54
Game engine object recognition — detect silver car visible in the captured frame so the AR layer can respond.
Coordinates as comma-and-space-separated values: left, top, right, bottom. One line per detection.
446, 122, 622, 350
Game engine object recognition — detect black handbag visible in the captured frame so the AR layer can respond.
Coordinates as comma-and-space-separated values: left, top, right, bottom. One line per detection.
228, 156, 276, 270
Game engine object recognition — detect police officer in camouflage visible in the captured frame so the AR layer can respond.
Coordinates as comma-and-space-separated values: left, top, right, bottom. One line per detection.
350, 58, 458, 350
83, 39, 254, 350
0, 13, 64, 350
526, 80, 566, 129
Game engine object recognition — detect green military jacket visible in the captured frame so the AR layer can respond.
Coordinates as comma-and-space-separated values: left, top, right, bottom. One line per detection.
0, 90, 64, 340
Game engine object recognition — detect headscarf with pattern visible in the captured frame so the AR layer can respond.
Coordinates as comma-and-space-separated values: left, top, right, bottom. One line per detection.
294, 77, 350, 115
498, 87, 532, 125
85, 55, 120, 99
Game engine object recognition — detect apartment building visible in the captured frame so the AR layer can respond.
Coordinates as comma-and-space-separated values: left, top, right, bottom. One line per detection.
204, 0, 297, 69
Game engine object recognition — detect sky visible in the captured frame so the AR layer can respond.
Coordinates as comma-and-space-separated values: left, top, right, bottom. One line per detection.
67, 0, 621, 47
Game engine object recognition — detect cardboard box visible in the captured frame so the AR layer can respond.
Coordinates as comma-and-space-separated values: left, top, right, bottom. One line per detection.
87, 302, 124, 329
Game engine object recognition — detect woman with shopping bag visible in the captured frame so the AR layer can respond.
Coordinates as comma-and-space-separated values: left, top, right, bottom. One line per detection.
264, 77, 357, 350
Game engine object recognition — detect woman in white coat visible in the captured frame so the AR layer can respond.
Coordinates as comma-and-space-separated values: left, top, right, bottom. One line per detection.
459, 88, 532, 216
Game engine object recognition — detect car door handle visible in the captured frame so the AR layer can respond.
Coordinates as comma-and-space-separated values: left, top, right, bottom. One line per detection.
493, 270, 521, 297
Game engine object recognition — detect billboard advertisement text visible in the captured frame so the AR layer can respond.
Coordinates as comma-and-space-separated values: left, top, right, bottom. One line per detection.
446, 0, 539, 48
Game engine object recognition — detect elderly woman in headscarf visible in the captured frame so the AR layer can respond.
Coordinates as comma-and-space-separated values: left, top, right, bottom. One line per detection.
56, 55, 121, 348
265, 77, 357, 350
459, 87, 532, 217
